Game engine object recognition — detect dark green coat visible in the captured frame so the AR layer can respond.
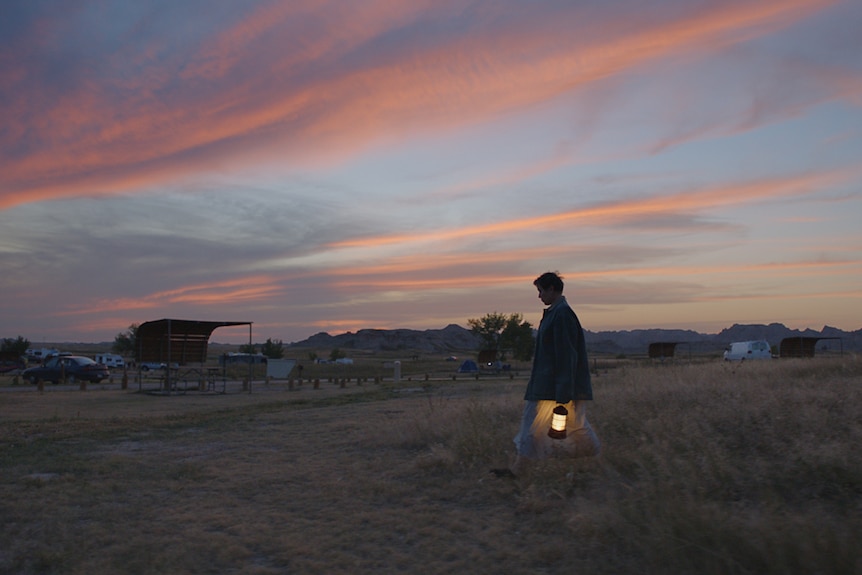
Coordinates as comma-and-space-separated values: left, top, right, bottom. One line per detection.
524, 296, 593, 403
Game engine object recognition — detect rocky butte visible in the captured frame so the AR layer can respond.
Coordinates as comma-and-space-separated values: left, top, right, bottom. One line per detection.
289, 323, 862, 355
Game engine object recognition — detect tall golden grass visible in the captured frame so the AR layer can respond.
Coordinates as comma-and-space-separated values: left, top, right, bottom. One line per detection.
0, 357, 859, 574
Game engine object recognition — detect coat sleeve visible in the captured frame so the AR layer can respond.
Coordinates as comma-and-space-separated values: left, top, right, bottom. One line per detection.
551, 309, 580, 403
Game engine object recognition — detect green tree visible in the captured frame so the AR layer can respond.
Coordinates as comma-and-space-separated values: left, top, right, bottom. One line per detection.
112, 324, 138, 355
467, 312, 508, 351
260, 338, 284, 359
499, 314, 535, 361
329, 348, 346, 361
239, 343, 256, 354
1, 335, 30, 358
468, 312, 534, 361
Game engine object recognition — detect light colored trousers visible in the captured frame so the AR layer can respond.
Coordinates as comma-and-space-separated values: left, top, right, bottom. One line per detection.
514, 400, 601, 459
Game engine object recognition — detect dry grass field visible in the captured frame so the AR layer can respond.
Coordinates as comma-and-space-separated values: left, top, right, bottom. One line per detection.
1, 356, 860, 574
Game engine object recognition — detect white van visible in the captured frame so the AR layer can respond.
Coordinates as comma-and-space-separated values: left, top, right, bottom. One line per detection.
723, 340, 772, 361
95, 353, 125, 368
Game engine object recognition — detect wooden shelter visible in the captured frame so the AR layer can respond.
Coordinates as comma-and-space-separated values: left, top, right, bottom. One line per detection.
136, 319, 253, 393
648, 342, 678, 359
779, 336, 842, 358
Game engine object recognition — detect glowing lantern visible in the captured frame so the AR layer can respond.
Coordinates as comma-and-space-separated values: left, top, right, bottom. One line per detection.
548, 404, 568, 439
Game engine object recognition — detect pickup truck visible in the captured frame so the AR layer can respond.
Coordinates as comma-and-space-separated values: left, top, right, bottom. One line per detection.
140, 362, 168, 372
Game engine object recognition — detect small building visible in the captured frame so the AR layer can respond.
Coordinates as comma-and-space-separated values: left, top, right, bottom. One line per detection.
779, 336, 842, 358
648, 342, 678, 359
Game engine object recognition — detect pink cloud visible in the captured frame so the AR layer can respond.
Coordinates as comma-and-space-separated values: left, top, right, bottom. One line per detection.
329, 169, 852, 248
55, 275, 283, 317
1, 0, 837, 210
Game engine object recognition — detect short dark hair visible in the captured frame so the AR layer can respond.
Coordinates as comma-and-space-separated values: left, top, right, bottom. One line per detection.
534, 271, 564, 292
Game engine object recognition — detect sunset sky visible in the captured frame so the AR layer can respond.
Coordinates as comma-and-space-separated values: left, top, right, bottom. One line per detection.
2, 0, 861, 345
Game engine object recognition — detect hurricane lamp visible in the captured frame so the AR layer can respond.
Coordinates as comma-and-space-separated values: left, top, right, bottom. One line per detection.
548, 404, 568, 439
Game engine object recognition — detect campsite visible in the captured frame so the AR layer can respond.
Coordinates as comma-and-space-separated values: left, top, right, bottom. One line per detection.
1, 352, 859, 575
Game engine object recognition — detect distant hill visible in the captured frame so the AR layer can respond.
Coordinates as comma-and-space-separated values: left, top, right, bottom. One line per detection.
291, 324, 483, 353
289, 323, 862, 355
586, 323, 861, 355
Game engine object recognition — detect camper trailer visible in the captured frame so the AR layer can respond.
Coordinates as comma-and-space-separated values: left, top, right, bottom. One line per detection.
723, 340, 772, 361
25, 348, 60, 362
95, 353, 125, 368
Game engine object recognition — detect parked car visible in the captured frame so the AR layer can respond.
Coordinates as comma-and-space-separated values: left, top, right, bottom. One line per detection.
22, 355, 110, 385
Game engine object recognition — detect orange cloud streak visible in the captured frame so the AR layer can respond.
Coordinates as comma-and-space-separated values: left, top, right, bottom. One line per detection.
315, 248, 859, 291
56, 275, 283, 316
330, 169, 851, 248
691, 289, 862, 303
1, 0, 835, 210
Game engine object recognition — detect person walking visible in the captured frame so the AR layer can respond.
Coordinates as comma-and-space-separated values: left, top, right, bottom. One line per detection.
496, 271, 601, 477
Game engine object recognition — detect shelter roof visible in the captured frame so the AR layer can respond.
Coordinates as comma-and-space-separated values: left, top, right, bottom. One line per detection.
136, 319, 252, 365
